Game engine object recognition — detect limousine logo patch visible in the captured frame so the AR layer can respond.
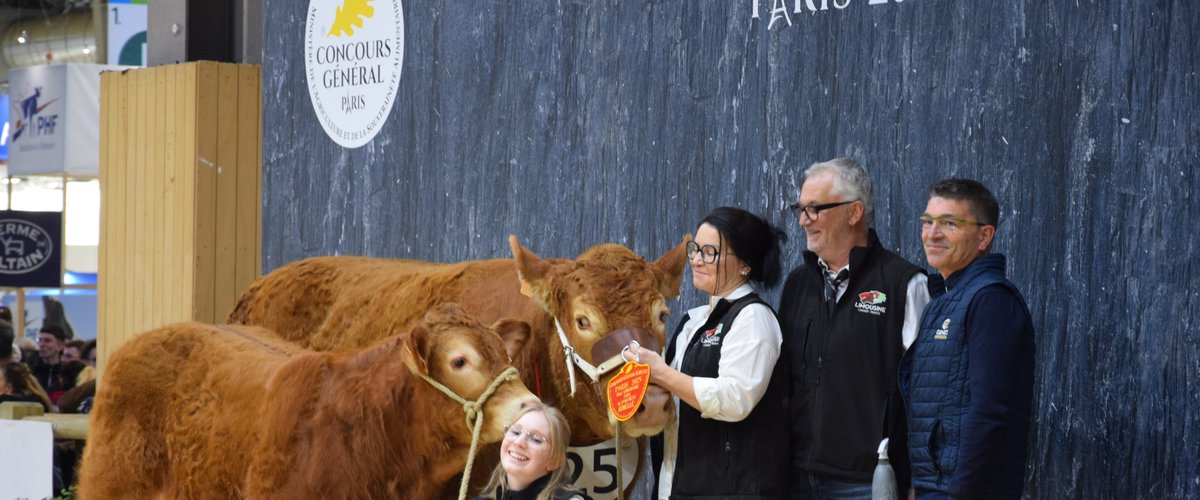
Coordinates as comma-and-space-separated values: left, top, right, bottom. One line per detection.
700, 324, 724, 347
854, 290, 887, 316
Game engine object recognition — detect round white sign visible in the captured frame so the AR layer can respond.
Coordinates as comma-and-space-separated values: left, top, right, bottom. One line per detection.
304, 0, 405, 148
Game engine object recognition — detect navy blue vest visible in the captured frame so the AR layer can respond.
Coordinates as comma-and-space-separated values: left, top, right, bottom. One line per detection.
900, 254, 1029, 494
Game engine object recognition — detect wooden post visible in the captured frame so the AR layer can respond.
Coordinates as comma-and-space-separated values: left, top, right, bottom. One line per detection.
98, 62, 262, 364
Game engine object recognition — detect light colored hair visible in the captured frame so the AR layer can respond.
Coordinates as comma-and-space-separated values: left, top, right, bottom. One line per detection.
804, 157, 875, 224
478, 403, 579, 500
2, 361, 53, 412
76, 365, 97, 385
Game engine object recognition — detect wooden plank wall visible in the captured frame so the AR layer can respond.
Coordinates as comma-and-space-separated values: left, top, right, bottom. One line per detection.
98, 62, 262, 369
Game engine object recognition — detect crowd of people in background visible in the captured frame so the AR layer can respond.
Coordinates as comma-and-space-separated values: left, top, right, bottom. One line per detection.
0, 304, 98, 493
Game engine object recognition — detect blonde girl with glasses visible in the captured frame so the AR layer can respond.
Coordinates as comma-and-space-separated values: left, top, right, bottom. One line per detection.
475, 403, 584, 500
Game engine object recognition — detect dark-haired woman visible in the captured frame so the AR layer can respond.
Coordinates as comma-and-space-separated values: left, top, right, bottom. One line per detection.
625, 206, 789, 499
0, 361, 54, 412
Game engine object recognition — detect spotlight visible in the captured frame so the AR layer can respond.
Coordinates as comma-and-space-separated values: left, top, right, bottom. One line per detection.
17, 30, 27, 44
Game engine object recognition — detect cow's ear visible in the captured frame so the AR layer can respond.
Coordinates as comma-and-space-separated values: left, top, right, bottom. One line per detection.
652, 234, 689, 299
402, 325, 431, 375
492, 318, 531, 361
509, 235, 553, 305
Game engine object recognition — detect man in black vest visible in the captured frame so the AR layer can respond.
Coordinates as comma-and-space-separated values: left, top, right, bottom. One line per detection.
779, 158, 930, 499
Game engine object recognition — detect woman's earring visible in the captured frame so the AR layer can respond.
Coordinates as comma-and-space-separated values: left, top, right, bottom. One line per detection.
740, 269, 749, 276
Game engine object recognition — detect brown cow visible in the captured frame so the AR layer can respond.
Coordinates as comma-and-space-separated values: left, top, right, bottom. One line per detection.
229, 236, 687, 445
78, 305, 538, 500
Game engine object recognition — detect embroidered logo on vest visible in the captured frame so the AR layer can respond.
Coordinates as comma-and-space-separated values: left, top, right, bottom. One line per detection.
934, 318, 951, 340
700, 323, 724, 347
854, 290, 888, 316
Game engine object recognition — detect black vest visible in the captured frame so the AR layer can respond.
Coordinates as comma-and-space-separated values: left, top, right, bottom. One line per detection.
666, 293, 788, 499
778, 230, 922, 489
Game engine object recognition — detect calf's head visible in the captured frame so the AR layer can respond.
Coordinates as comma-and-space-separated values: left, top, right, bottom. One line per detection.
401, 304, 540, 444
509, 235, 688, 438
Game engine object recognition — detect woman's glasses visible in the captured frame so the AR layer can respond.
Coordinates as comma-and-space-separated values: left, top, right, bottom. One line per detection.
504, 424, 548, 447
686, 241, 734, 264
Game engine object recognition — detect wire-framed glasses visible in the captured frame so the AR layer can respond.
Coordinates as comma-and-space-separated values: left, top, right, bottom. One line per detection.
919, 213, 987, 233
504, 424, 548, 447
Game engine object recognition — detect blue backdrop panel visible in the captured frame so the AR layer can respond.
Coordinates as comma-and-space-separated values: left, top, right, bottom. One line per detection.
0, 210, 62, 288
261, 2, 1199, 497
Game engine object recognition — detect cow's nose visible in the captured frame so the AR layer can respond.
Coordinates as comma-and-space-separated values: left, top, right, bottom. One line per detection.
634, 388, 671, 421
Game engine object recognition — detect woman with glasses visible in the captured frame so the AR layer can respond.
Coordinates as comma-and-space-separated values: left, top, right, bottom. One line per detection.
475, 402, 584, 500
624, 206, 789, 499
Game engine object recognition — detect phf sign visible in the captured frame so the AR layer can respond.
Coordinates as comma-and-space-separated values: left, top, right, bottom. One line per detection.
0, 210, 62, 288
8, 64, 128, 176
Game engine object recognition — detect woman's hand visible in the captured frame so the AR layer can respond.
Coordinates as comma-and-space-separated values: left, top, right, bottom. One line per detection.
622, 343, 669, 384
621, 342, 700, 410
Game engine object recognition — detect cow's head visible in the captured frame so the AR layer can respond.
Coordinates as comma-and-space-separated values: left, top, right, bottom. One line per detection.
509, 235, 688, 439
401, 304, 540, 444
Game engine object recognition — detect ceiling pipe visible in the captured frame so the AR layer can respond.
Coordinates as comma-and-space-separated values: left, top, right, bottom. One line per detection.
3, 10, 97, 70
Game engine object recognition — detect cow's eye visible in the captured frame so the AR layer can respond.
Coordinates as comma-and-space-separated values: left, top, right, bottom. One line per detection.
658, 309, 670, 324
576, 316, 592, 330
451, 357, 468, 369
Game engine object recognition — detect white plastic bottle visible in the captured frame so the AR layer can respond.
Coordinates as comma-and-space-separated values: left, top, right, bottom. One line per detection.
871, 438, 899, 500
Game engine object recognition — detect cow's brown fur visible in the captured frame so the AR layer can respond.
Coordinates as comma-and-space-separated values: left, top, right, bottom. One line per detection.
78, 306, 537, 500
229, 236, 688, 444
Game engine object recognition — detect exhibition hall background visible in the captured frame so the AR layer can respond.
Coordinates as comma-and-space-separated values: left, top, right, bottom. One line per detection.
257, 2, 1197, 498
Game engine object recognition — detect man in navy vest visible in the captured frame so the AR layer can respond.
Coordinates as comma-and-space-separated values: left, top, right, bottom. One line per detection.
900, 178, 1035, 500
780, 158, 930, 499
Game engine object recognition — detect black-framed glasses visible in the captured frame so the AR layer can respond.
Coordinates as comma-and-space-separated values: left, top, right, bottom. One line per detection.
504, 424, 548, 447
789, 200, 855, 222
919, 213, 987, 233
685, 241, 733, 264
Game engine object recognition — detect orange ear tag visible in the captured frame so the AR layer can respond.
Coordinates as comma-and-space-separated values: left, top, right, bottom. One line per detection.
606, 361, 651, 422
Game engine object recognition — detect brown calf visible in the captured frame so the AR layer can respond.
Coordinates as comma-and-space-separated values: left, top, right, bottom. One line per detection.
78, 305, 537, 500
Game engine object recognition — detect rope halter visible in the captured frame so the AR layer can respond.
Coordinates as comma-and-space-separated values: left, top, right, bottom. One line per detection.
417, 365, 520, 500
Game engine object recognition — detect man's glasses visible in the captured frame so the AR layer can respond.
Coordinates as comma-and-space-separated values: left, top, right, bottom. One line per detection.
504, 424, 548, 447
919, 214, 987, 233
789, 200, 855, 222
686, 241, 734, 264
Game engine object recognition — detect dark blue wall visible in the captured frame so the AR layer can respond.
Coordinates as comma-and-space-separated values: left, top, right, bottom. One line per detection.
261, 1, 1199, 497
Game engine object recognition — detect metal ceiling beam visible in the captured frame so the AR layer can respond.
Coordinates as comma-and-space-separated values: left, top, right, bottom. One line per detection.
148, 0, 259, 65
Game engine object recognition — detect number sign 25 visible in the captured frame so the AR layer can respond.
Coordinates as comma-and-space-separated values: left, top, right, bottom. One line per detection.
565, 438, 640, 499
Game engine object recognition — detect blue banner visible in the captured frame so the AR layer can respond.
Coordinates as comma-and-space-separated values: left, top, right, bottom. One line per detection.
0, 93, 9, 161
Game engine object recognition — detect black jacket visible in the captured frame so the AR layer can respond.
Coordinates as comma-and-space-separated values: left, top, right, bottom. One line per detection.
779, 230, 922, 491
472, 474, 583, 500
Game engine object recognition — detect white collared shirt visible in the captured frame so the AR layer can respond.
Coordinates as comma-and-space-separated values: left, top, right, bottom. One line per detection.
658, 283, 782, 499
